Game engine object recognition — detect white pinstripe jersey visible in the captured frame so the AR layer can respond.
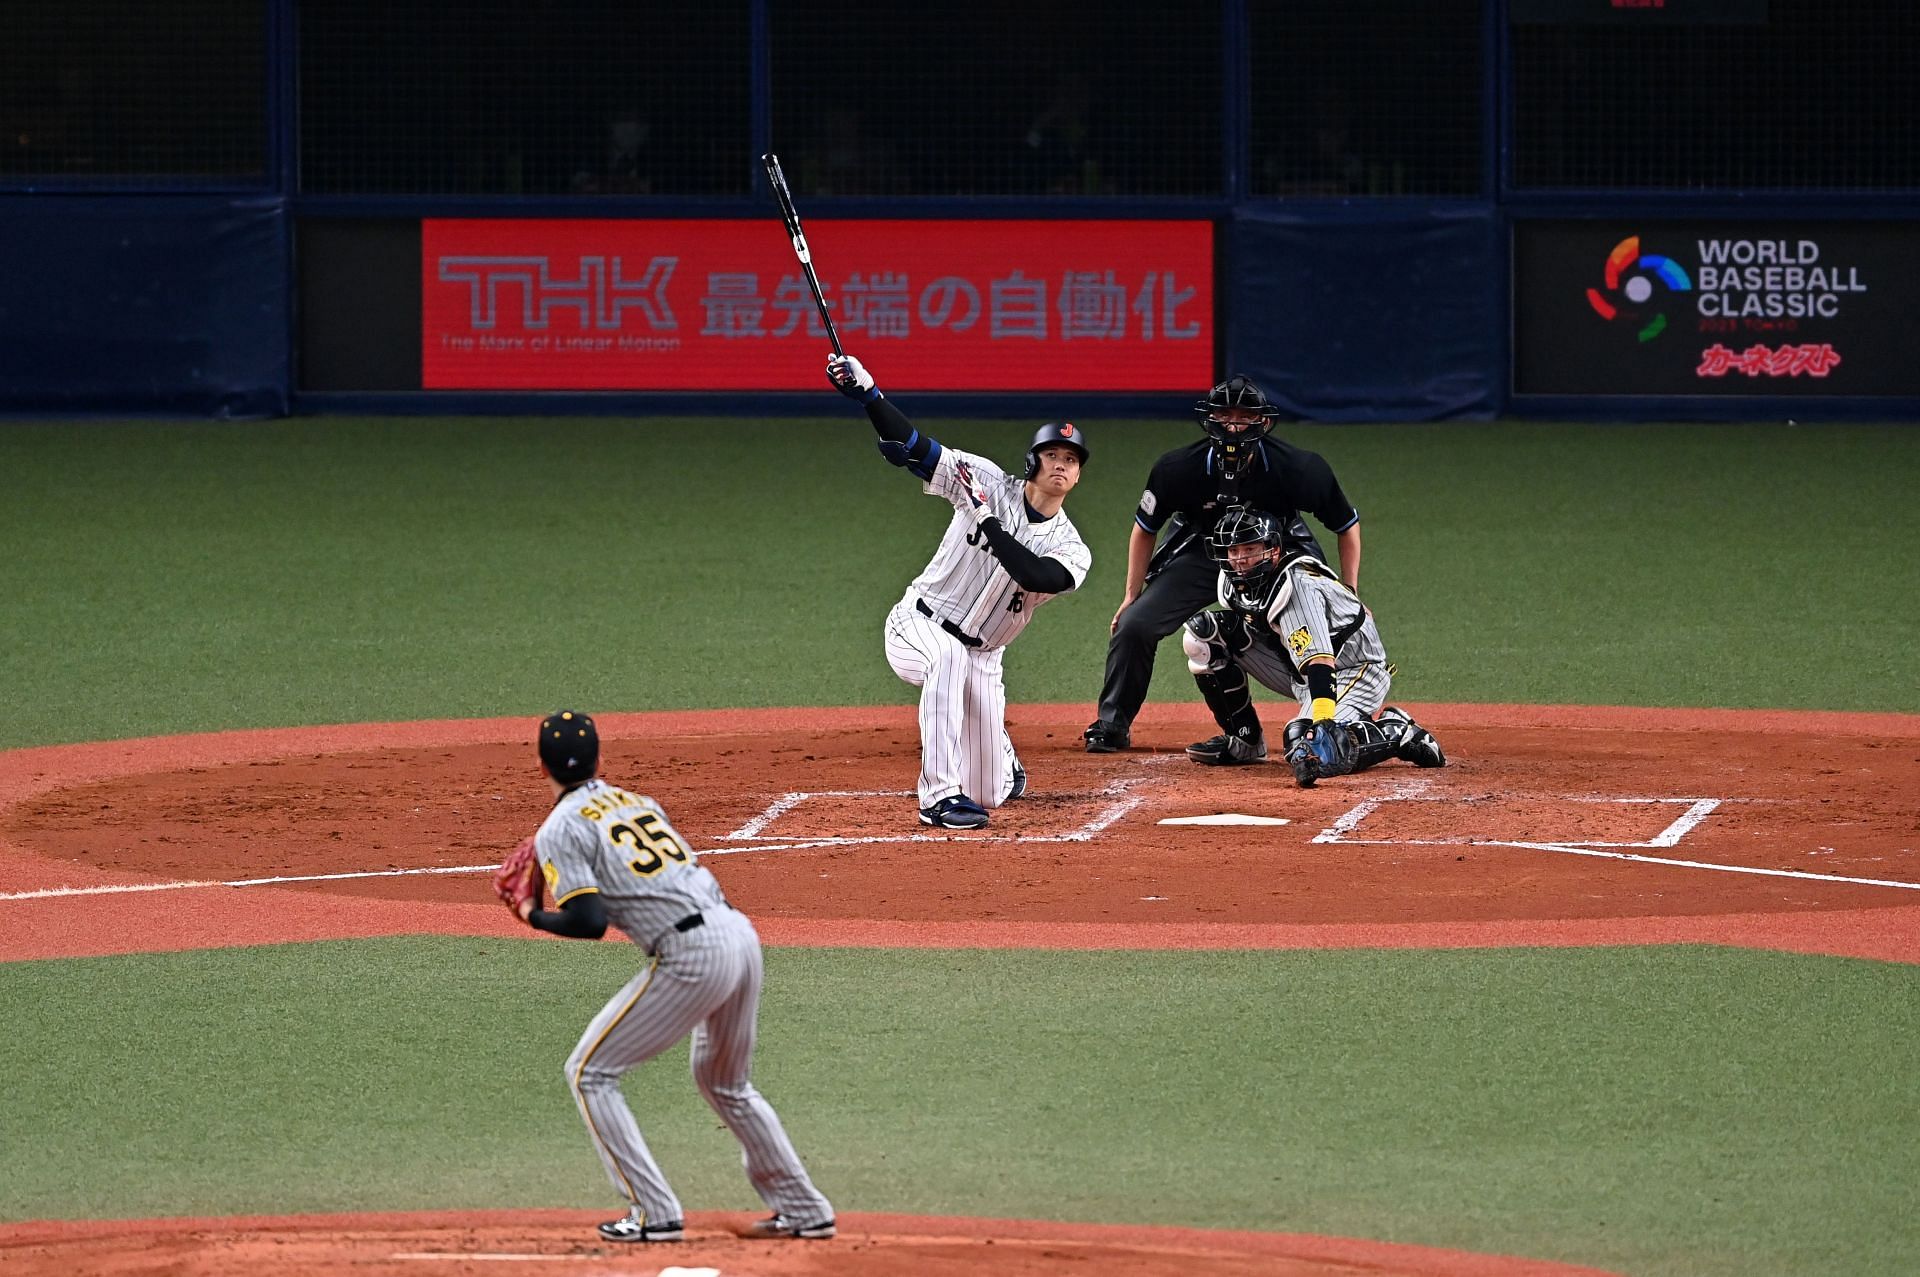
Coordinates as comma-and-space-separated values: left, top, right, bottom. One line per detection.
534, 779, 727, 952
910, 447, 1091, 650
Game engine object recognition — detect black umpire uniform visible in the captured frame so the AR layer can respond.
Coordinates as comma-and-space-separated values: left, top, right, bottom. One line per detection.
1086, 376, 1359, 751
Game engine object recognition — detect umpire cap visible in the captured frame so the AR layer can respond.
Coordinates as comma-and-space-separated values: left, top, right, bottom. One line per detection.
538, 710, 599, 783
1024, 421, 1089, 479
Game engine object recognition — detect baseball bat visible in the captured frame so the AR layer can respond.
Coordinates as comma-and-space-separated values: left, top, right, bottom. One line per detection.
761, 152, 844, 355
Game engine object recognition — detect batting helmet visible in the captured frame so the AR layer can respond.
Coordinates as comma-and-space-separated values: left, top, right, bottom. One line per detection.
1206, 506, 1286, 592
1024, 421, 1089, 480
537, 710, 599, 784
1196, 375, 1279, 475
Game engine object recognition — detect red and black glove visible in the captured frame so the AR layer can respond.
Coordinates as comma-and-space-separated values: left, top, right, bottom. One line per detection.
491, 835, 544, 924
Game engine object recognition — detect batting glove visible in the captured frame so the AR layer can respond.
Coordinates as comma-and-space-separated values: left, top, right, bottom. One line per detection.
952, 459, 995, 526
827, 354, 880, 402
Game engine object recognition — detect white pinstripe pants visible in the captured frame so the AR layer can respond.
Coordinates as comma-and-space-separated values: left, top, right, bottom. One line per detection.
884, 595, 1019, 810
563, 908, 833, 1227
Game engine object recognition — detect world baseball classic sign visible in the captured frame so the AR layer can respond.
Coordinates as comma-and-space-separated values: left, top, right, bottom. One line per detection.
1513, 220, 1920, 396
421, 219, 1213, 391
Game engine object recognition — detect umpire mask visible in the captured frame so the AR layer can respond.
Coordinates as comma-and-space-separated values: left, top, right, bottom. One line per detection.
1197, 375, 1278, 476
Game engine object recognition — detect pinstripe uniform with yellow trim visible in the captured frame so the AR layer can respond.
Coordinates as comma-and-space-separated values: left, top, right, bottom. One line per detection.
536, 779, 833, 1231
1206, 554, 1394, 723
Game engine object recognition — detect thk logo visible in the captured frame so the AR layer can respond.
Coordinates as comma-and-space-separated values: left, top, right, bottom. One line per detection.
1585, 236, 1692, 342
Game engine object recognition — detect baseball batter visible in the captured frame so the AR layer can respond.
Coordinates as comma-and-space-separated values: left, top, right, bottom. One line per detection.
496, 711, 836, 1244
826, 352, 1092, 829
1180, 509, 1445, 786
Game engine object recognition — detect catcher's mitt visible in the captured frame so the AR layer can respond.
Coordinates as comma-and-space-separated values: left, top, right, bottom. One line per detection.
1289, 721, 1357, 788
1310, 721, 1357, 776
492, 835, 544, 922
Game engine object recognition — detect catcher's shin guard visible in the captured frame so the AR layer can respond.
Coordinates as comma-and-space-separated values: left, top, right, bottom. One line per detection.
1379, 706, 1446, 767
1343, 717, 1403, 774
1192, 665, 1263, 751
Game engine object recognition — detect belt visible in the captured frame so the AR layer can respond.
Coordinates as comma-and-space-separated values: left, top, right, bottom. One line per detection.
649, 910, 706, 955
915, 597, 983, 648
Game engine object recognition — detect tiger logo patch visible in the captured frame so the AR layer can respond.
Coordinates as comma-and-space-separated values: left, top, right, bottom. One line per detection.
1287, 626, 1311, 656
542, 859, 560, 893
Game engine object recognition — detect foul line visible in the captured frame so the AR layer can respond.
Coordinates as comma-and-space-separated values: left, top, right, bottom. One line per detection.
1317, 791, 1919, 892
0, 779, 1155, 899
0, 863, 500, 901
1467, 841, 1920, 891
10, 781, 1913, 900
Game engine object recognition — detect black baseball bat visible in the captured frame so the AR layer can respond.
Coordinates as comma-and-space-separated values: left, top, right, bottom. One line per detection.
761, 153, 844, 355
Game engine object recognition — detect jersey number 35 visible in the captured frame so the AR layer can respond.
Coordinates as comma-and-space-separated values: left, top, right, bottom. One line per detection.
608, 811, 692, 878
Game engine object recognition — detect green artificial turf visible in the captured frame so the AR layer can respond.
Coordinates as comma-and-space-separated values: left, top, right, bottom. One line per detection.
2, 416, 1916, 749
3, 936, 1914, 1277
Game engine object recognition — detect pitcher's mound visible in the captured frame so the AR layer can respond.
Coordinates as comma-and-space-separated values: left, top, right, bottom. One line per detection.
0, 1210, 1617, 1276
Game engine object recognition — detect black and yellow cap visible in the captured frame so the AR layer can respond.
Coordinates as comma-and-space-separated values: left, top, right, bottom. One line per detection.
537, 710, 599, 783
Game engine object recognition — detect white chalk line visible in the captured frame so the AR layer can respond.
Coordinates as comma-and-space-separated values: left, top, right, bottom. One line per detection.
0, 862, 501, 901
389, 1256, 720, 1270
711, 777, 1150, 850
0, 779, 1156, 900
1314, 791, 1918, 891
1459, 841, 1920, 891
7, 782, 1911, 900
387, 1255, 591, 1263
1319, 796, 1722, 850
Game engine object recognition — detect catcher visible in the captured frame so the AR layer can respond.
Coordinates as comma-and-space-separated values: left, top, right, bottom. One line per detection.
1179, 508, 1445, 786
492, 710, 836, 1245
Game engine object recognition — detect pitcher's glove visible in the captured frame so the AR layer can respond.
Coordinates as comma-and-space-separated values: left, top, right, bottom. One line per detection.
492, 835, 544, 923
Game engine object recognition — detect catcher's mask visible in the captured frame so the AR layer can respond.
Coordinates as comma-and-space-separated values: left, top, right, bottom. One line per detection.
1025, 420, 1089, 480
1208, 506, 1287, 592
1196, 375, 1278, 476
538, 710, 599, 783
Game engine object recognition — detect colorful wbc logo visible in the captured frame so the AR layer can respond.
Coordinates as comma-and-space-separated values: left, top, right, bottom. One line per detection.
1586, 236, 1693, 341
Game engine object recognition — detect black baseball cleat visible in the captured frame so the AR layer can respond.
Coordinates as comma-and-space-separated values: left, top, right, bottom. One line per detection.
920, 794, 989, 829
1007, 762, 1028, 801
597, 1214, 684, 1243
744, 1213, 837, 1240
1185, 734, 1267, 765
1380, 706, 1446, 768
1083, 720, 1130, 753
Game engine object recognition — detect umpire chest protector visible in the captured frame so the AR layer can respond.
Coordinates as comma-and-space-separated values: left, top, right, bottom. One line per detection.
1136, 437, 1354, 560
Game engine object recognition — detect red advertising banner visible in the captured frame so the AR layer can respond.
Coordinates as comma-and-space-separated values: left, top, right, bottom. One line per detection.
421, 219, 1212, 391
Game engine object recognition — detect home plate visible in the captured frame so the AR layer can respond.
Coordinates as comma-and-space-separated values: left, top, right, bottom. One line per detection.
1159, 814, 1290, 826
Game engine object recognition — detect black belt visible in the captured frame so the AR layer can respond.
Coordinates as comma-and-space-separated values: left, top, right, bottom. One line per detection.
916, 597, 983, 648
650, 910, 706, 955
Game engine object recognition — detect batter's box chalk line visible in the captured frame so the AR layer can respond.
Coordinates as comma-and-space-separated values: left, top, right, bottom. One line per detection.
1314, 793, 1920, 893
708, 776, 1156, 852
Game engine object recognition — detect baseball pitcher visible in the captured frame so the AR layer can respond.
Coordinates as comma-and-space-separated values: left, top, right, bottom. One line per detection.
827, 353, 1092, 829
492, 711, 836, 1244
1179, 509, 1445, 786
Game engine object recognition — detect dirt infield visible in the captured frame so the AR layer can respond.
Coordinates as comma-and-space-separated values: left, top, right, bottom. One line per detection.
2, 700, 1916, 1276
3, 702, 1916, 964
0, 1211, 1622, 1277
